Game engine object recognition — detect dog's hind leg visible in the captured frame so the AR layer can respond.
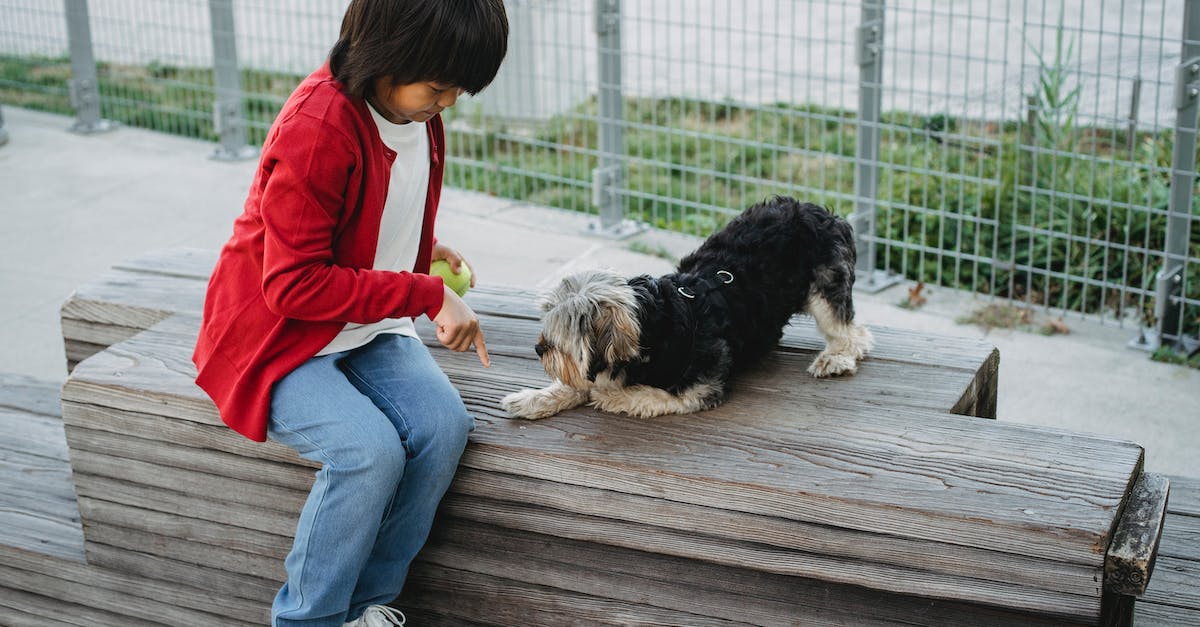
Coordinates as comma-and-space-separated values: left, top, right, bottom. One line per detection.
501, 381, 591, 420
805, 278, 874, 378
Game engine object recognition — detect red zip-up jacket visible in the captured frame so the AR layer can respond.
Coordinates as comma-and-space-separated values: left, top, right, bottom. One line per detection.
193, 63, 447, 442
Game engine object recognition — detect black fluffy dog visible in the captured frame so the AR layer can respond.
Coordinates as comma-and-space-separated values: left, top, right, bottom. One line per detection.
500, 196, 873, 419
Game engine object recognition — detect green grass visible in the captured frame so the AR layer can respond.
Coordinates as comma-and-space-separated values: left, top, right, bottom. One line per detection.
3, 54, 1196, 339
1151, 346, 1200, 369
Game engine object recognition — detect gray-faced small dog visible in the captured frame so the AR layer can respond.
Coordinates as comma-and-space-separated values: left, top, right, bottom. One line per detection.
500, 196, 873, 420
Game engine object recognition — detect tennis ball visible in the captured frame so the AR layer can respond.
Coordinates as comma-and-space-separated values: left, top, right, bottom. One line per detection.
430, 259, 471, 297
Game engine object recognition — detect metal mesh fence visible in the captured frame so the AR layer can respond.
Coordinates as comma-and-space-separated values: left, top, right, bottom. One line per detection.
0, 0, 72, 112
0, 0, 1196, 349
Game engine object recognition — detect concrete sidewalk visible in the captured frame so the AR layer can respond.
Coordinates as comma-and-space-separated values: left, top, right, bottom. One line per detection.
2, 106, 1196, 475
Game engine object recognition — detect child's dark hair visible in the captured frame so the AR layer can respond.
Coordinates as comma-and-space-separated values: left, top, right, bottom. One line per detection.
330, 0, 508, 98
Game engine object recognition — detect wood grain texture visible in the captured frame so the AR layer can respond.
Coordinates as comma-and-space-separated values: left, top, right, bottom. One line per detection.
1162, 474, 1200, 517
0, 543, 261, 626
81, 540, 279, 604
1158, 512, 1200, 561
0, 406, 84, 562
411, 518, 1095, 626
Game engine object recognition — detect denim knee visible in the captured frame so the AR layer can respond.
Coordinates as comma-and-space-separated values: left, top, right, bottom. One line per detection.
407, 406, 472, 465
331, 427, 407, 485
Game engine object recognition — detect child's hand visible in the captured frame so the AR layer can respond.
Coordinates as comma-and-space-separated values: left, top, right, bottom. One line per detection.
432, 242, 476, 289
433, 286, 490, 367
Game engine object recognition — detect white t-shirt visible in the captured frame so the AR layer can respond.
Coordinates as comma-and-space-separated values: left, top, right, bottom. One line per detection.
316, 103, 431, 356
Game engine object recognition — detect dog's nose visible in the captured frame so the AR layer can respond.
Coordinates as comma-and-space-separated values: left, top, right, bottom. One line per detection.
534, 342, 547, 358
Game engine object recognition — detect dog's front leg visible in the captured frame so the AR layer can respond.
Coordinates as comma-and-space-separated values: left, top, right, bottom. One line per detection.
501, 381, 591, 420
590, 381, 723, 418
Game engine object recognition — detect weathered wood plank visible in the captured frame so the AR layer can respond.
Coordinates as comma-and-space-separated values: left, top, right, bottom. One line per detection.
82, 516, 283, 581
0, 421, 84, 561
0, 373, 62, 416
1133, 601, 1200, 626
1137, 555, 1200, 612
0, 408, 70, 461
62, 399, 317, 469
70, 453, 305, 530
438, 496, 1100, 617
1159, 512, 1200, 561
83, 540, 278, 604
77, 496, 292, 560
1105, 473, 1170, 597
0, 543, 261, 626
402, 562, 745, 627
0, 586, 160, 627
63, 423, 315, 492
416, 518, 1094, 626
448, 467, 1102, 598
0, 603, 79, 627
1164, 474, 1200, 517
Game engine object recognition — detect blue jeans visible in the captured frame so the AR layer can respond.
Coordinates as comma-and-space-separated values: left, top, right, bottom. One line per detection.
267, 334, 473, 627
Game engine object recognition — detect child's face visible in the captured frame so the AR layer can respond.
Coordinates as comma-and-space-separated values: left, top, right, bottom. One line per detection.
370, 77, 463, 125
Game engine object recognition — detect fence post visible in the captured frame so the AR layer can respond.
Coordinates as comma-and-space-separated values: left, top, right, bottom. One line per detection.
852, 0, 899, 292
208, 0, 256, 161
63, 0, 115, 134
1155, 0, 1200, 351
588, 0, 641, 238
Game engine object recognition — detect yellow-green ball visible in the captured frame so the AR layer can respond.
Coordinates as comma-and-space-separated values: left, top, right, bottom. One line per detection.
430, 259, 471, 297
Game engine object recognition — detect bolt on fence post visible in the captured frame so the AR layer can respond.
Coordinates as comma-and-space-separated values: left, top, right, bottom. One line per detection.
208, 0, 256, 161
852, 0, 899, 292
63, 0, 115, 134
588, 0, 642, 239
1154, 0, 1200, 351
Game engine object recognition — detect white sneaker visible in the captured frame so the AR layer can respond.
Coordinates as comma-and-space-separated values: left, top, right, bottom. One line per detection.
343, 604, 406, 627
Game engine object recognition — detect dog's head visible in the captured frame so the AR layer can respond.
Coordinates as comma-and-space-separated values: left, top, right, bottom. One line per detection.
534, 269, 642, 388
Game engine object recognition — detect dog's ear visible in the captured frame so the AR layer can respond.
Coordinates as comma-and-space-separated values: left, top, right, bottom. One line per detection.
595, 303, 640, 364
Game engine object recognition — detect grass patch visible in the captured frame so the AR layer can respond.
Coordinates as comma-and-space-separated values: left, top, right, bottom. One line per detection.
1151, 346, 1200, 369
626, 240, 678, 263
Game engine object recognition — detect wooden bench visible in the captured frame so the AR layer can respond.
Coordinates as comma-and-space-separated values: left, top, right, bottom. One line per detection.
54, 248, 1169, 625
4, 379, 1196, 626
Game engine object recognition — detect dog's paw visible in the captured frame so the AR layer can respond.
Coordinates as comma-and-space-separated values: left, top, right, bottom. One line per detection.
808, 351, 859, 378
500, 389, 557, 420
501, 384, 589, 420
